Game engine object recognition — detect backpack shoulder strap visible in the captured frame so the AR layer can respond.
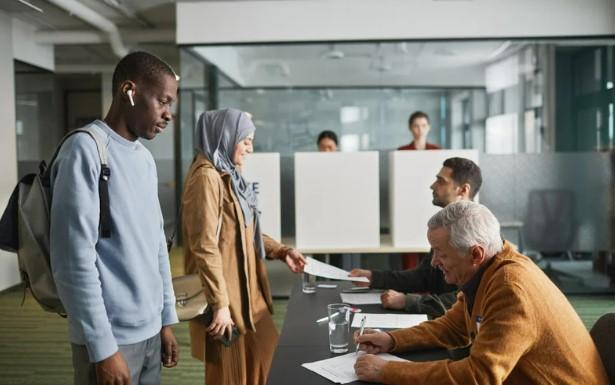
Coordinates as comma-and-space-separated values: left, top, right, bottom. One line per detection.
46, 127, 108, 171
47, 126, 112, 238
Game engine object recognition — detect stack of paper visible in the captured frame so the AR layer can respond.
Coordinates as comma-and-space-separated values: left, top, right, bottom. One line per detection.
350, 313, 428, 329
304, 257, 369, 283
339, 292, 382, 305
302, 352, 406, 384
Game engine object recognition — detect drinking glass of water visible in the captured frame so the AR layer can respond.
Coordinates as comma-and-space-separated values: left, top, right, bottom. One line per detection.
327, 303, 350, 353
302, 272, 316, 294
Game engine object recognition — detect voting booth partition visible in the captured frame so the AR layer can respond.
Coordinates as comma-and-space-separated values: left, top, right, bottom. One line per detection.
242, 152, 292, 296
294, 152, 381, 251
242, 152, 282, 241
389, 150, 479, 249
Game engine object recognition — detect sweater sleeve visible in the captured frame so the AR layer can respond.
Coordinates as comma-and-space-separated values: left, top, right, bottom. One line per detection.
389, 292, 470, 352
50, 135, 117, 363
382, 283, 537, 385
370, 267, 431, 292
157, 221, 179, 327
404, 291, 458, 317
182, 167, 229, 311
371, 253, 456, 295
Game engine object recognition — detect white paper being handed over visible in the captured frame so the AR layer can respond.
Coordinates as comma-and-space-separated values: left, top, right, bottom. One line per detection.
303, 256, 369, 283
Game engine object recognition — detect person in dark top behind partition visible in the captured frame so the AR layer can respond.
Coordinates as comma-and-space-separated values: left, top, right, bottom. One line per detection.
316, 129, 345, 268
349, 157, 482, 317
398, 111, 441, 150
317, 130, 338, 152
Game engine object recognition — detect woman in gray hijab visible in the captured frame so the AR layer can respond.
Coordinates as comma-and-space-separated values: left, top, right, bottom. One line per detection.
181, 108, 306, 385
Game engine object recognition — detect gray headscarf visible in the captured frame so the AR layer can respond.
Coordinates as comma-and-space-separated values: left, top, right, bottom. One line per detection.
195, 108, 265, 259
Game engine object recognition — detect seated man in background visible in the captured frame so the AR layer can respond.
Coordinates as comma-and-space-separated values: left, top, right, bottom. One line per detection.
317, 130, 338, 152
350, 157, 482, 317
398, 111, 440, 150
354, 201, 609, 385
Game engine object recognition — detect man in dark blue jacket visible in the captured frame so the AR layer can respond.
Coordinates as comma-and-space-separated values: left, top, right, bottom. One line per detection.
349, 157, 482, 317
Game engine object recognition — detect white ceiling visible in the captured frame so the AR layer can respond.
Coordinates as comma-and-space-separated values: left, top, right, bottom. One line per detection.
1, 0, 178, 70
192, 41, 516, 88
2, 1, 615, 88
0, 0, 176, 29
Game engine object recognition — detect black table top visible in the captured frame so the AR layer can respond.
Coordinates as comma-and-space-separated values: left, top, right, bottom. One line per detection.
267, 279, 455, 385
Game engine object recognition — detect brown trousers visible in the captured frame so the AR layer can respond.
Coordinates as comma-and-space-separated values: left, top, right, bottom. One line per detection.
205, 312, 279, 385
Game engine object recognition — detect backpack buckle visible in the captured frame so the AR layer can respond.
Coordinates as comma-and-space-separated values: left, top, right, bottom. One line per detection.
101, 165, 111, 181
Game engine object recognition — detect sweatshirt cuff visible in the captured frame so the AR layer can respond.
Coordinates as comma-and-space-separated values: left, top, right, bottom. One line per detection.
86, 329, 118, 363
162, 304, 179, 326
404, 294, 421, 313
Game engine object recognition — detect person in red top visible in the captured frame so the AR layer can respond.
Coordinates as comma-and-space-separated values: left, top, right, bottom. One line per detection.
397, 111, 441, 269
398, 111, 441, 150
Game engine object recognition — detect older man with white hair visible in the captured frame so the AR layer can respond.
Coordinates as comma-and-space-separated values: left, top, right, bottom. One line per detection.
354, 201, 608, 385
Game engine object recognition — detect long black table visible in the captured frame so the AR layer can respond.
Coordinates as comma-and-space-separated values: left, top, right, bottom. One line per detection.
267, 279, 460, 385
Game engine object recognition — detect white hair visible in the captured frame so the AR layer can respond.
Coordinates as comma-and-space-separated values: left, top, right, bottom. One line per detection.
427, 201, 502, 257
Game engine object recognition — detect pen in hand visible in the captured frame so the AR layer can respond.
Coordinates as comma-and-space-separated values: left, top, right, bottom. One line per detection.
356, 315, 366, 355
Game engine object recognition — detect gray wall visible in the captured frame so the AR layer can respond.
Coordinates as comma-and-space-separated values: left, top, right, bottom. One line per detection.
0, 10, 21, 291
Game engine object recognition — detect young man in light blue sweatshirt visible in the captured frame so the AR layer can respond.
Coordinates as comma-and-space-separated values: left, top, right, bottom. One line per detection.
50, 52, 179, 385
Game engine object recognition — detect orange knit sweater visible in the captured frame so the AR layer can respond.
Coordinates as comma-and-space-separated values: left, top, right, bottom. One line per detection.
382, 241, 609, 385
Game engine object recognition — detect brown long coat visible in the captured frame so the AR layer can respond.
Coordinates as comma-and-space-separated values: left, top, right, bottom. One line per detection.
182, 153, 289, 361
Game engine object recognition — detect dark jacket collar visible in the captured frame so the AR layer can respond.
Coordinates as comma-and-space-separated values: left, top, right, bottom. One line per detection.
460, 250, 498, 313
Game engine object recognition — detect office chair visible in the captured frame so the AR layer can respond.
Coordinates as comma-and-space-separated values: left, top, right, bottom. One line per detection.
525, 189, 575, 257
590, 313, 615, 384
524, 189, 583, 286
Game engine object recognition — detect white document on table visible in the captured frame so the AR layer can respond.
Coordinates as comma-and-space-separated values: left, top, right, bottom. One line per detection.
350, 313, 428, 329
302, 352, 406, 384
340, 292, 382, 305
304, 256, 369, 283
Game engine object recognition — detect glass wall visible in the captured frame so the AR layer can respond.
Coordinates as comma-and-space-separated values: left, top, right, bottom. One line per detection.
15, 62, 100, 179
179, 39, 615, 294
219, 87, 470, 154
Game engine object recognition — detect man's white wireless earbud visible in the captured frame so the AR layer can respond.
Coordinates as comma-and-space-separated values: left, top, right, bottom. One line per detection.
127, 89, 135, 106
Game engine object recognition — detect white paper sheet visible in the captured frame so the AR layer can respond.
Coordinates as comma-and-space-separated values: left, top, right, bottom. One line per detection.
339, 292, 382, 305
302, 352, 406, 384
304, 256, 369, 282
350, 313, 428, 329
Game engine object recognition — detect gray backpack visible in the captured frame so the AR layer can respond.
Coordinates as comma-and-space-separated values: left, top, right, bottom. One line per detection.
0, 127, 111, 315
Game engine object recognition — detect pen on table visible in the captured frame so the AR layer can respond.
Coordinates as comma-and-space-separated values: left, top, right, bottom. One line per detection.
356, 315, 366, 354
316, 312, 338, 323
315, 307, 361, 323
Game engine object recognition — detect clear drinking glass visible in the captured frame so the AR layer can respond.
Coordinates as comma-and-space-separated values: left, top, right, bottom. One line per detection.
327, 303, 350, 353
302, 272, 316, 294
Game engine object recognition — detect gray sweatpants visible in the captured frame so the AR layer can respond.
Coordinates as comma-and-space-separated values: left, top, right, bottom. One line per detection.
71, 333, 161, 385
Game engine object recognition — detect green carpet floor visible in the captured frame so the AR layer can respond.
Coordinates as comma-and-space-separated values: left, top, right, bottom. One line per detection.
1, 285, 614, 385
1, 246, 613, 384
0, 285, 287, 385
